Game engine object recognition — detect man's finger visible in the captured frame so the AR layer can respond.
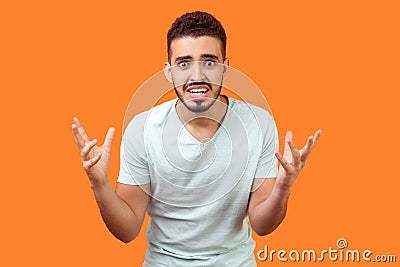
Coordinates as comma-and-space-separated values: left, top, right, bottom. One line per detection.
312, 130, 322, 149
73, 117, 90, 144
300, 130, 322, 163
284, 131, 293, 151
285, 131, 293, 143
288, 140, 301, 167
72, 123, 85, 149
283, 131, 294, 160
81, 139, 98, 160
103, 127, 115, 151
275, 151, 294, 174
299, 136, 313, 162
299, 135, 313, 155
83, 152, 102, 170
306, 136, 314, 151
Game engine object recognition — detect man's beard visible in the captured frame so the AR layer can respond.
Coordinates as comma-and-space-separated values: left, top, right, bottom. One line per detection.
174, 81, 222, 113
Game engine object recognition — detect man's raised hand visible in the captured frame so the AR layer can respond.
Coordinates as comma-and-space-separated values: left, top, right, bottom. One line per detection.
274, 130, 322, 192
72, 117, 115, 187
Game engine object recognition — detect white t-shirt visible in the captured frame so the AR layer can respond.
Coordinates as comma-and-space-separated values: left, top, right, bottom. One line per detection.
118, 96, 278, 266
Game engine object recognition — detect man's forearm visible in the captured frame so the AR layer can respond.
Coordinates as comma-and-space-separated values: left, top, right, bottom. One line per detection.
91, 179, 141, 243
250, 186, 290, 236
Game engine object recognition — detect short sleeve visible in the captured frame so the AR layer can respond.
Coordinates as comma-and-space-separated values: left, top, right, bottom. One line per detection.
117, 112, 151, 185
254, 111, 279, 178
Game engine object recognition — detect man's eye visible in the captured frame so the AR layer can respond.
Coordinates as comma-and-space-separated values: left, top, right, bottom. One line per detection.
204, 61, 216, 67
178, 62, 189, 68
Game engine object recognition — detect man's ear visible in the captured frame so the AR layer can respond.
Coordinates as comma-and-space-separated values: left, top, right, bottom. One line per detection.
163, 62, 173, 83
222, 58, 229, 78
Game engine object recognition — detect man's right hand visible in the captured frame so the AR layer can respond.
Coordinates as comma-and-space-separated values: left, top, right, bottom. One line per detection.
72, 117, 115, 187
71, 117, 149, 243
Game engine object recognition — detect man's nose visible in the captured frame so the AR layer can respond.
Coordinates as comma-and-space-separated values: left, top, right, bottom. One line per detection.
190, 61, 204, 81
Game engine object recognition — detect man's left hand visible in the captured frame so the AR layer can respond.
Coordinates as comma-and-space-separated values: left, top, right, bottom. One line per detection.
275, 130, 322, 192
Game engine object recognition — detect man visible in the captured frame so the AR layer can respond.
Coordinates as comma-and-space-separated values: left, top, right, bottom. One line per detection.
72, 11, 321, 266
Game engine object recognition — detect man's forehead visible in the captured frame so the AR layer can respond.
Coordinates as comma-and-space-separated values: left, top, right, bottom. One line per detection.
170, 36, 223, 61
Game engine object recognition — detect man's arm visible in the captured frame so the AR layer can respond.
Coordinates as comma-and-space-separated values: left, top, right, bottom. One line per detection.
91, 181, 150, 243
248, 130, 321, 236
248, 178, 287, 236
72, 117, 149, 243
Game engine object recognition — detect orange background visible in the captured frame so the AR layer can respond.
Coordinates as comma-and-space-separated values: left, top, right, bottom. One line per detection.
1, 0, 399, 266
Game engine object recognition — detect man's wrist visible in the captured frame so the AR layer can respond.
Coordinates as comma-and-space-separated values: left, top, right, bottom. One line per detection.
274, 181, 292, 199
89, 175, 109, 191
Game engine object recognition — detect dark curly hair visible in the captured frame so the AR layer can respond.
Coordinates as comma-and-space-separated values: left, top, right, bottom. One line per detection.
167, 11, 227, 61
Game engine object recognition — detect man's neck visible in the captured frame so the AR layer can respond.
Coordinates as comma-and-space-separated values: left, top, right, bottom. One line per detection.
176, 95, 228, 128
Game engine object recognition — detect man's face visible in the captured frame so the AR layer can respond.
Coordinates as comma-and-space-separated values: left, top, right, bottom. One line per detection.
164, 36, 229, 113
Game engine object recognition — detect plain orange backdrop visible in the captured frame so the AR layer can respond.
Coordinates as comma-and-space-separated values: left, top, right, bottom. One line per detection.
1, 0, 399, 266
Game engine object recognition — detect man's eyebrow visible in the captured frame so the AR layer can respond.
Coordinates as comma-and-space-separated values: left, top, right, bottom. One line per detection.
174, 54, 219, 62
174, 55, 193, 62
200, 54, 219, 60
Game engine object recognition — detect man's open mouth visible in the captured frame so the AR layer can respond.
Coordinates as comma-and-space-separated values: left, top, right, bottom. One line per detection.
184, 83, 211, 99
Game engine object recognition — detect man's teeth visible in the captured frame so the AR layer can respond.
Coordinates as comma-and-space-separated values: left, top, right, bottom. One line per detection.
189, 88, 208, 94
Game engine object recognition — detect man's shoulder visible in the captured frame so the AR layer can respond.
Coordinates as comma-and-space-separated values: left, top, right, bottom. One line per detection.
124, 98, 177, 134
228, 96, 274, 122
134, 98, 176, 118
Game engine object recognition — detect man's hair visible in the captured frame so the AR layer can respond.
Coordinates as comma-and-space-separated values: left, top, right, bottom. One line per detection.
167, 11, 227, 61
